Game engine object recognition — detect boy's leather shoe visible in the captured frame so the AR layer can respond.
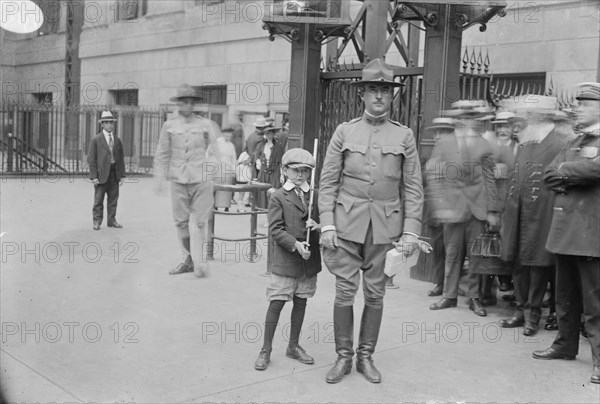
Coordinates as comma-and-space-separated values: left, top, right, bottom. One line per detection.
254, 349, 271, 370
286, 345, 314, 364
93, 222, 101, 230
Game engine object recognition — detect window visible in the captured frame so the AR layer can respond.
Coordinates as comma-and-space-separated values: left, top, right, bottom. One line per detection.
112, 89, 139, 106
36, 0, 61, 35
115, 0, 148, 21
192, 85, 227, 105
33, 93, 53, 105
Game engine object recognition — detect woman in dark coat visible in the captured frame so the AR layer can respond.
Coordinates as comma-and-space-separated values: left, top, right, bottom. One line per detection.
254, 127, 285, 209
499, 107, 567, 336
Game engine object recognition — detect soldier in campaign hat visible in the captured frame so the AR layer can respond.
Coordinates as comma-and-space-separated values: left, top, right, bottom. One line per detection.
153, 84, 222, 278
534, 82, 600, 385
319, 58, 424, 384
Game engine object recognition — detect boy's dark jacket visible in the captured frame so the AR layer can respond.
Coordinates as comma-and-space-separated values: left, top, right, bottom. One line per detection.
268, 187, 322, 278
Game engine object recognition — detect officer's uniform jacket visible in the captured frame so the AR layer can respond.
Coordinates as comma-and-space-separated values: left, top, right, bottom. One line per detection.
319, 112, 423, 245
154, 114, 222, 184
544, 123, 600, 257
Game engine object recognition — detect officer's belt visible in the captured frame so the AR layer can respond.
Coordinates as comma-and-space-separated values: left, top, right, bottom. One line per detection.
340, 175, 400, 200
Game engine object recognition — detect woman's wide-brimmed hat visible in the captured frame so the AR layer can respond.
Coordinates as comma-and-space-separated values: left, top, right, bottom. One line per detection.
351, 58, 404, 87
169, 84, 204, 102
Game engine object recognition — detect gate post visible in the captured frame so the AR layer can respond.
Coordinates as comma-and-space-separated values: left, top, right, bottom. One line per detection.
420, 4, 463, 161
287, 23, 321, 152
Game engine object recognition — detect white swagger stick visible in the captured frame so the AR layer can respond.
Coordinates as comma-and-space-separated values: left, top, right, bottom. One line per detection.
305, 138, 319, 245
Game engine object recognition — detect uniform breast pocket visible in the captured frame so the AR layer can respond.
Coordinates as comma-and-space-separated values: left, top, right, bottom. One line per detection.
381, 145, 405, 178
341, 142, 368, 161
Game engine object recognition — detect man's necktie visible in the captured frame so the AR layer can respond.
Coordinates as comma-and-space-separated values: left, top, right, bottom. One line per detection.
109, 134, 115, 163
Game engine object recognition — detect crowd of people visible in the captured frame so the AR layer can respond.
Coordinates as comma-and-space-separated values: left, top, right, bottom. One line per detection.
90, 67, 598, 386
422, 83, 599, 385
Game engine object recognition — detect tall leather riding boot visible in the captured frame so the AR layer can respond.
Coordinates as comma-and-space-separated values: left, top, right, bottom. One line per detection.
325, 305, 354, 384
356, 305, 383, 383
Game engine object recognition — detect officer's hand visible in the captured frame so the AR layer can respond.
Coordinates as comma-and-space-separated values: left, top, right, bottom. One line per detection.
120, 178, 125, 186
154, 180, 167, 196
91, 178, 99, 186
486, 212, 501, 233
295, 241, 311, 260
306, 219, 320, 231
321, 230, 338, 250
395, 233, 419, 256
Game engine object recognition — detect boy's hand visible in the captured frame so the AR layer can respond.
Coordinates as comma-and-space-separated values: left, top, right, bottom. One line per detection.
306, 219, 320, 231
295, 241, 311, 260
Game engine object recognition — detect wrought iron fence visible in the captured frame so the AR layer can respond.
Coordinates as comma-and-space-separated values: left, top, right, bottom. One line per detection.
0, 103, 167, 174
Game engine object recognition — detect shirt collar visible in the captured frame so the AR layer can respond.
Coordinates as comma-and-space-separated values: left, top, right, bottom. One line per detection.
363, 110, 388, 126
103, 130, 112, 137
178, 113, 196, 124
283, 180, 309, 193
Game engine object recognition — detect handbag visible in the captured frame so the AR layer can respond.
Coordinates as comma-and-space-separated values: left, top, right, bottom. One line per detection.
469, 232, 510, 275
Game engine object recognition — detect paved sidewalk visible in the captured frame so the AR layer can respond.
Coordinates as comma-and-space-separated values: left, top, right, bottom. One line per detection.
1, 177, 598, 403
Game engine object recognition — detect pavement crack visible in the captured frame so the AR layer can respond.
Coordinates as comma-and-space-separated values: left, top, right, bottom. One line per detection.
1, 347, 85, 403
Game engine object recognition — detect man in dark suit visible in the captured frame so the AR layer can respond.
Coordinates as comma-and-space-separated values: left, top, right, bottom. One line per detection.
533, 82, 600, 385
427, 101, 501, 317
88, 111, 126, 230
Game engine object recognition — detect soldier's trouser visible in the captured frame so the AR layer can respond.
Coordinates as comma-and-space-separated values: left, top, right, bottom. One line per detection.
552, 254, 600, 366
442, 217, 485, 300
170, 181, 214, 265
322, 223, 392, 308
513, 265, 550, 325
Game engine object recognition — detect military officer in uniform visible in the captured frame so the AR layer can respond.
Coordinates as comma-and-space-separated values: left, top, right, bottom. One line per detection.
533, 82, 600, 385
319, 58, 424, 384
154, 84, 222, 278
